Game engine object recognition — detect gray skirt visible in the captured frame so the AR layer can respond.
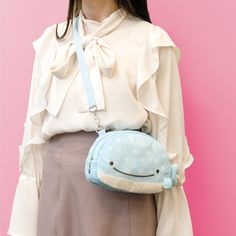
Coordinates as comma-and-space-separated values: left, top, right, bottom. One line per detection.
36, 130, 157, 236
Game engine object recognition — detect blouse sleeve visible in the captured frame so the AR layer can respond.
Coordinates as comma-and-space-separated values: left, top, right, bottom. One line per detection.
137, 26, 194, 236
7, 24, 57, 236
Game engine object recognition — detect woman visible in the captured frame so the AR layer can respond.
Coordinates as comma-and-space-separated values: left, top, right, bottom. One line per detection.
8, 0, 194, 235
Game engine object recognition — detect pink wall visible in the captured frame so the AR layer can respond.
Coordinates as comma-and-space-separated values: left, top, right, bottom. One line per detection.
1, 0, 236, 235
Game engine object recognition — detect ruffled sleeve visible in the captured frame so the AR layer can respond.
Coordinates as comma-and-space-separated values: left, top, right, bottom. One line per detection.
7, 24, 58, 236
137, 25, 194, 236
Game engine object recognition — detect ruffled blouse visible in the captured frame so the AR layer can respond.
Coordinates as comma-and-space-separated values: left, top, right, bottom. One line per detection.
8, 7, 194, 236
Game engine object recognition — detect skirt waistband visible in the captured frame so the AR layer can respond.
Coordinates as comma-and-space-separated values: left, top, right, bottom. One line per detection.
49, 128, 142, 143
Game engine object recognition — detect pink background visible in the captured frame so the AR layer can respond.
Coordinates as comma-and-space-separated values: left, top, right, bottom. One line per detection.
1, 0, 236, 235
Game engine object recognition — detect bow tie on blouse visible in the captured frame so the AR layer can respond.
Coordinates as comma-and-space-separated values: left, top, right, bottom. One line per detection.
50, 35, 115, 79
48, 8, 126, 114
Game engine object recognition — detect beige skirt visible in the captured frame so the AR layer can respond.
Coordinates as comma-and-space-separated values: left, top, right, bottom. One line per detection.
36, 130, 157, 236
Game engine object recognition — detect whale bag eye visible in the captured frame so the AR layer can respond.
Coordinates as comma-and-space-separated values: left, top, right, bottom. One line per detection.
109, 161, 114, 166
156, 169, 160, 174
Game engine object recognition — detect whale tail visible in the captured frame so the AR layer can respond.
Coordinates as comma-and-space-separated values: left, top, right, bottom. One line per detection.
171, 164, 179, 185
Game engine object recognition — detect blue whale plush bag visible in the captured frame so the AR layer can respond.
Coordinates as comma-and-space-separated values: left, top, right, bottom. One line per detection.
73, 15, 179, 194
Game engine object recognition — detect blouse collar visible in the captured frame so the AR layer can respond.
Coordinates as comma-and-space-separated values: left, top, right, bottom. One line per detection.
79, 7, 126, 36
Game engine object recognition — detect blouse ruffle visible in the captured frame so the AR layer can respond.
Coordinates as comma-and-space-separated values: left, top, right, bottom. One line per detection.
136, 25, 194, 186
18, 23, 59, 176
8, 23, 59, 236
136, 25, 194, 235
137, 25, 180, 143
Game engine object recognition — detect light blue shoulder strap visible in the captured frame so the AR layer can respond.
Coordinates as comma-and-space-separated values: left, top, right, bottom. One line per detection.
72, 15, 97, 111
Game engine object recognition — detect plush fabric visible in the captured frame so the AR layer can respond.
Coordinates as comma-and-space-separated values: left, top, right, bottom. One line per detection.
85, 129, 179, 193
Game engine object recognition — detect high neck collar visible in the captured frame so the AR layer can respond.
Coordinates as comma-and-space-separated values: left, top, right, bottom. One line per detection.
80, 7, 122, 25
77, 7, 127, 37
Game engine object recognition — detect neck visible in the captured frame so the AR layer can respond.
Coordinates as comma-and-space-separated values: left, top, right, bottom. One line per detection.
81, 0, 120, 22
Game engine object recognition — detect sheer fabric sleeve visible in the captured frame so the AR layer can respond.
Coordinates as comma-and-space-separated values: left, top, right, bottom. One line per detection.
7, 24, 57, 236
137, 26, 194, 236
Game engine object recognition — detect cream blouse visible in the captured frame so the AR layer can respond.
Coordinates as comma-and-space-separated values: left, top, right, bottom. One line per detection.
8, 8, 194, 236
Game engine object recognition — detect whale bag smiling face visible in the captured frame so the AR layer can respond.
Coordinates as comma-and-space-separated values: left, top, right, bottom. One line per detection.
85, 130, 179, 194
